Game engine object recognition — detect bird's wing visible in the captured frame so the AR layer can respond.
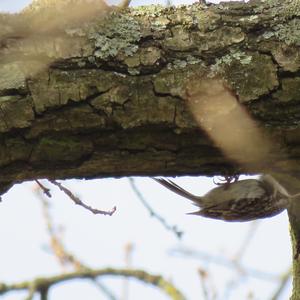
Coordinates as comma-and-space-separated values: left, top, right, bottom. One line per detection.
202, 179, 267, 205
191, 195, 286, 222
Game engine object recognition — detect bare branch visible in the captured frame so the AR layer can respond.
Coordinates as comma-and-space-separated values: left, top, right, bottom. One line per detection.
48, 180, 116, 216
35, 180, 52, 198
129, 178, 183, 239
270, 267, 292, 300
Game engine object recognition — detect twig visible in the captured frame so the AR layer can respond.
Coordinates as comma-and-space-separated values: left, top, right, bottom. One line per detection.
35, 180, 52, 198
233, 221, 260, 263
129, 178, 183, 239
197, 268, 211, 300
48, 180, 116, 216
92, 280, 118, 300
170, 247, 280, 282
24, 284, 35, 300
122, 243, 134, 300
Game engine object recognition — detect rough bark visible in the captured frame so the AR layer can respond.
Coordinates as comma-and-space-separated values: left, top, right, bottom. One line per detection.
2, 0, 300, 297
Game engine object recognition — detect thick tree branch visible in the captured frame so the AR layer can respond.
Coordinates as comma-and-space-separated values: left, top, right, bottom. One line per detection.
0, 0, 300, 188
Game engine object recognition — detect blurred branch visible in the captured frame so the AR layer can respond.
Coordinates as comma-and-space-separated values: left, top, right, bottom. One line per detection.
198, 268, 217, 300
122, 243, 134, 300
223, 221, 261, 299
0, 268, 186, 300
40, 287, 49, 300
35, 180, 52, 198
24, 285, 35, 300
35, 185, 117, 300
171, 247, 280, 282
270, 267, 292, 300
48, 180, 116, 216
129, 178, 183, 239
233, 221, 260, 263
38, 188, 83, 269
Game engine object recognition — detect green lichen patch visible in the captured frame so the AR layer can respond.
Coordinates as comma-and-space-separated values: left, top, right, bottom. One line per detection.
263, 0, 300, 18
89, 13, 141, 60
214, 52, 278, 102
273, 77, 300, 102
131, 5, 167, 18
273, 19, 300, 46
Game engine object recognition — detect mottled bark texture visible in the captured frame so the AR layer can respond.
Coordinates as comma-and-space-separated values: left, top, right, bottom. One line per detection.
1, 0, 300, 296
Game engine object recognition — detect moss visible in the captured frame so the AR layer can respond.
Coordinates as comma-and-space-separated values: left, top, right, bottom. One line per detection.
0, 97, 34, 133
32, 136, 93, 162
273, 77, 300, 102
5, 137, 32, 163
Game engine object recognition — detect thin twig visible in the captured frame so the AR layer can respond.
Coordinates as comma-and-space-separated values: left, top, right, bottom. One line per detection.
122, 243, 134, 300
48, 180, 116, 216
197, 268, 211, 300
129, 178, 183, 239
35, 180, 52, 198
233, 221, 261, 263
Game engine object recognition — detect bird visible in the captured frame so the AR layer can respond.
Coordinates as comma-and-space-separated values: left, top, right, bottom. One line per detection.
153, 175, 300, 222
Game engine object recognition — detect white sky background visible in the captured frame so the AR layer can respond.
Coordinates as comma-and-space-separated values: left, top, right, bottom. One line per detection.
0, 1, 291, 300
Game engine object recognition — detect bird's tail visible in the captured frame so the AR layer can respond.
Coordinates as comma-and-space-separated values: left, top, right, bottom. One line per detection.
153, 178, 202, 205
